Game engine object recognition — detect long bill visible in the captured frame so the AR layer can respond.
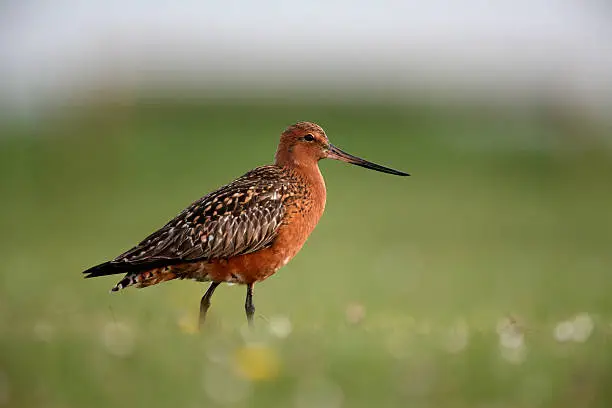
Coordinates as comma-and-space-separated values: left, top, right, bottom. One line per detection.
326, 144, 410, 176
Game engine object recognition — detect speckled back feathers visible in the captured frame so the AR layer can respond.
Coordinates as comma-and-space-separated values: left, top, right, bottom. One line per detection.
83, 165, 308, 281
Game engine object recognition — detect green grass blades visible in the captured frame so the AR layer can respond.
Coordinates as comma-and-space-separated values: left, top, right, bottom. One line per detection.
1, 101, 611, 408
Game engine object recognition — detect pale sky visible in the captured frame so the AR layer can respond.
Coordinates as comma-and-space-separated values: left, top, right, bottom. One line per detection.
1, 0, 611, 111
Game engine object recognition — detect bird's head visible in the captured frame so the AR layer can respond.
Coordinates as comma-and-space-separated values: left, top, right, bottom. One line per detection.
275, 121, 409, 176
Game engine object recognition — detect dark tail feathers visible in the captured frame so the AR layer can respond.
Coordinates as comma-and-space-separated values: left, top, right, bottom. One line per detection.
83, 259, 181, 279
83, 261, 129, 279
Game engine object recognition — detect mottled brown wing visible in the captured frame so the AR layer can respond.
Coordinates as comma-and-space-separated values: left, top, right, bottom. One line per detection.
111, 166, 290, 265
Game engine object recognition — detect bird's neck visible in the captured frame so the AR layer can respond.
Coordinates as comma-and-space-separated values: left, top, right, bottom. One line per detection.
280, 159, 327, 216
300, 161, 326, 196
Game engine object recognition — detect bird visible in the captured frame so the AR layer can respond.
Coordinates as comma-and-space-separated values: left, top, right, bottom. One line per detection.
83, 122, 409, 329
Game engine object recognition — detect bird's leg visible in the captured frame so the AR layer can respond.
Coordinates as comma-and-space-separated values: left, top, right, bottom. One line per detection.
199, 282, 220, 329
245, 283, 255, 328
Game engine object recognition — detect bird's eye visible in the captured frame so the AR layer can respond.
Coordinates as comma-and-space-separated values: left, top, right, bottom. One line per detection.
303, 134, 315, 142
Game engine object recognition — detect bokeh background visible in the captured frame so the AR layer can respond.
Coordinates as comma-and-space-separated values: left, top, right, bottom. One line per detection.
1, 1, 612, 407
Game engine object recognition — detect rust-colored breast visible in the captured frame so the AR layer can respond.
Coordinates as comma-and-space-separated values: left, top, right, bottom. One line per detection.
206, 165, 327, 283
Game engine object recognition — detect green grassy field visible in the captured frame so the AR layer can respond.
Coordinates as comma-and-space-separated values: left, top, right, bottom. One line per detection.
1, 101, 611, 407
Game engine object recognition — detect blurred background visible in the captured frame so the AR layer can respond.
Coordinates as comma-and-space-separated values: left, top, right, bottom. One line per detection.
1, 1, 612, 407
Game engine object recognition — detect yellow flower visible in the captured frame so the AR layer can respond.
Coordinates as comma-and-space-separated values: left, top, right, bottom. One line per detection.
233, 344, 280, 381
177, 313, 199, 334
